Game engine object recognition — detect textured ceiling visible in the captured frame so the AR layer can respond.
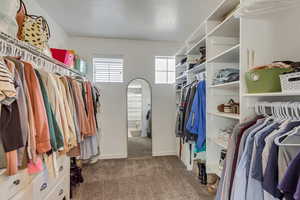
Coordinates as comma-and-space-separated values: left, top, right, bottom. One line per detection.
38, 0, 221, 41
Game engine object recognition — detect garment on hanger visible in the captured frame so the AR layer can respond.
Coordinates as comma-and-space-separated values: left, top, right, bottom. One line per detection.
186, 80, 206, 150
0, 56, 101, 176
216, 102, 300, 200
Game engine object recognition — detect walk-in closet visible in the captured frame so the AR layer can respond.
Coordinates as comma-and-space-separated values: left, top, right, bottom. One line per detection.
0, 0, 300, 199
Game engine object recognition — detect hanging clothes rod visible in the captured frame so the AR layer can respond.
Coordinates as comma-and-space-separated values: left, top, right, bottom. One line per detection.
0, 31, 84, 77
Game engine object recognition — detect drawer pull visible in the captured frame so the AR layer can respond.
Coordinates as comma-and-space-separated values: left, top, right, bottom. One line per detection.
58, 189, 64, 196
59, 166, 64, 172
40, 183, 48, 191
13, 179, 20, 185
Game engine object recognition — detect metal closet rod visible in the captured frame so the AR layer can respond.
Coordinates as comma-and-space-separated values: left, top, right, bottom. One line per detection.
0, 31, 85, 77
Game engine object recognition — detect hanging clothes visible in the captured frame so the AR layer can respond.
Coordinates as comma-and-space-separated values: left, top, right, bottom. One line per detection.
216, 109, 300, 200
186, 80, 206, 150
0, 56, 100, 176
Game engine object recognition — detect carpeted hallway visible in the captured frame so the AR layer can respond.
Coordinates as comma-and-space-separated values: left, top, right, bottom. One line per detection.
73, 156, 215, 200
128, 137, 152, 158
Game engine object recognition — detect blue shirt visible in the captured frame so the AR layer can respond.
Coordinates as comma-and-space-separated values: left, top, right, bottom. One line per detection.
231, 118, 269, 200
246, 122, 279, 200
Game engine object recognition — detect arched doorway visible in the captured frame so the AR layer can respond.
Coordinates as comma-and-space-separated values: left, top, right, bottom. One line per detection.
127, 78, 152, 158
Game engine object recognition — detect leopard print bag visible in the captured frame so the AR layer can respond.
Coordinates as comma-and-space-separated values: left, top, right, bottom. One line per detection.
16, 0, 50, 51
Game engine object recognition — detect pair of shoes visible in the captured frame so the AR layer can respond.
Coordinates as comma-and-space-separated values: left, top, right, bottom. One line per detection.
207, 175, 220, 194
198, 162, 207, 185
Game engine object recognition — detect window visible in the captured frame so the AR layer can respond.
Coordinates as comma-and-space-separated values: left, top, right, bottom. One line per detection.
93, 57, 123, 83
155, 56, 175, 84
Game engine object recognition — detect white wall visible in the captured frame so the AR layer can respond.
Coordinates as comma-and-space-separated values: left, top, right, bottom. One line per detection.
0, 0, 69, 48
69, 36, 180, 158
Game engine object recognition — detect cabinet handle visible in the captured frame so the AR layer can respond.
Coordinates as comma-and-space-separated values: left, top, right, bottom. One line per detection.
13, 179, 20, 185
58, 189, 64, 196
40, 183, 48, 191
59, 166, 64, 172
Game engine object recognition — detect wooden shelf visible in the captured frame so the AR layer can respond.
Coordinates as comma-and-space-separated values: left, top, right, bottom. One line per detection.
186, 36, 206, 55
176, 74, 187, 81
207, 44, 240, 63
207, 12, 240, 37
207, 163, 223, 177
207, 0, 240, 21
187, 62, 206, 74
209, 81, 239, 89
208, 112, 240, 120
243, 92, 300, 97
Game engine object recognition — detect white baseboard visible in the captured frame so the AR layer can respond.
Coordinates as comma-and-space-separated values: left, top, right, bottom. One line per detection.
99, 154, 127, 159
153, 151, 177, 157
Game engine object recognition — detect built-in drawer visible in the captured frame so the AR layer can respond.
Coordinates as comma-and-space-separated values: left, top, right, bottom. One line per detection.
9, 184, 33, 200
45, 175, 70, 200
32, 155, 70, 200
0, 169, 32, 200
56, 155, 70, 177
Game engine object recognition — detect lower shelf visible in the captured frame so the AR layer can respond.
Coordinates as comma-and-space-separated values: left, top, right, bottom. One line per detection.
208, 111, 240, 120
207, 163, 223, 177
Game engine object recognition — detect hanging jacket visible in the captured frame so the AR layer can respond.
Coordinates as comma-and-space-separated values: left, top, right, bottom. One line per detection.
35, 70, 64, 152
22, 61, 51, 154
186, 80, 206, 150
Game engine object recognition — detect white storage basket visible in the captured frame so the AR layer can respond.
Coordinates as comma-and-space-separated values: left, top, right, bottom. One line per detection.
280, 72, 300, 92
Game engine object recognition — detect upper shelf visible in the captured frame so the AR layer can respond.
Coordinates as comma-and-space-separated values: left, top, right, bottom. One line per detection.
243, 92, 300, 97
207, 44, 240, 63
186, 36, 206, 55
209, 80, 240, 89
187, 62, 206, 74
207, 12, 240, 38
207, 0, 240, 21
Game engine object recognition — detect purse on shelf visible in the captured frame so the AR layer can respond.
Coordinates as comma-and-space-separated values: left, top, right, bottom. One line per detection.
16, 0, 50, 51
218, 99, 240, 114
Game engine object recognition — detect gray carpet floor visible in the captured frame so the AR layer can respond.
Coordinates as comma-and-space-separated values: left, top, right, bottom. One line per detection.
73, 156, 215, 200
128, 137, 152, 158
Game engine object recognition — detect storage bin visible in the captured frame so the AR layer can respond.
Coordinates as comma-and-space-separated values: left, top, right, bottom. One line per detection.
75, 58, 87, 74
245, 68, 291, 93
50, 48, 74, 68
280, 72, 300, 92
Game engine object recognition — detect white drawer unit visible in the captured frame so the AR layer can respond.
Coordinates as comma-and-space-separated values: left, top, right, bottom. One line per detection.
45, 175, 70, 200
0, 169, 32, 200
2, 155, 70, 200
9, 184, 33, 200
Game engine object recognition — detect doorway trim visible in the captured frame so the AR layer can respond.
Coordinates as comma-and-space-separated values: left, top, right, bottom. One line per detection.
126, 78, 153, 158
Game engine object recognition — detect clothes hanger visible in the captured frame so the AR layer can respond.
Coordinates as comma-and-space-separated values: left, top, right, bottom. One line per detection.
274, 127, 300, 147
274, 102, 300, 146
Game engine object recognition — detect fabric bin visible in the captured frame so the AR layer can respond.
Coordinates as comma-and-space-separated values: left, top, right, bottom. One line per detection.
245, 68, 291, 93
280, 72, 300, 92
50, 48, 74, 68
75, 58, 87, 74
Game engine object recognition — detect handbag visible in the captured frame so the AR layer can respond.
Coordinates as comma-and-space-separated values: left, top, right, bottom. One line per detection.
16, 0, 50, 51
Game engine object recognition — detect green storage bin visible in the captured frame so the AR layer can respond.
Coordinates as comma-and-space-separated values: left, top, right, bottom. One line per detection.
75, 58, 87, 74
245, 68, 292, 93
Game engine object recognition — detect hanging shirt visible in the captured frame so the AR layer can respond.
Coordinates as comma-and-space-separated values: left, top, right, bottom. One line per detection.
263, 121, 300, 199
278, 151, 300, 200
231, 118, 270, 200
278, 130, 300, 183
246, 122, 279, 200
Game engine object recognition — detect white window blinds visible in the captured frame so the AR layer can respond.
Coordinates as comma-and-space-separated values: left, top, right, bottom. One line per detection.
93, 57, 123, 83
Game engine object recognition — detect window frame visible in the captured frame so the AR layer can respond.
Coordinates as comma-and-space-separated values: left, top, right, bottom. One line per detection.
93, 56, 124, 83
155, 56, 175, 84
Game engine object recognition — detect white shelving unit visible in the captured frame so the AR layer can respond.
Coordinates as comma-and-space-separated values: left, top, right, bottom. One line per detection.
175, 0, 300, 176
208, 112, 240, 120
